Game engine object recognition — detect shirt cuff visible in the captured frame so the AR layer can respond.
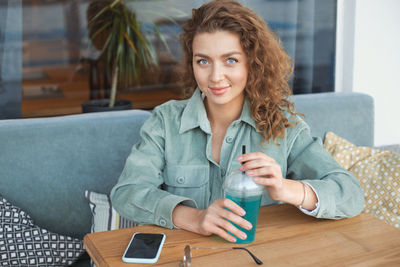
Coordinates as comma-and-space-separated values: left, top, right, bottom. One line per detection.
298, 182, 320, 216
154, 194, 197, 229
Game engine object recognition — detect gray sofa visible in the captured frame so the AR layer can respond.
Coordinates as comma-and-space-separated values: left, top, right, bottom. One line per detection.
0, 92, 374, 266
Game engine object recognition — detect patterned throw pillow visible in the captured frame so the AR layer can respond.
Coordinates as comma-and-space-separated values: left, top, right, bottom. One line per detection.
0, 195, 85, 266
324, 132, 400, 228
85, 190, 138, 233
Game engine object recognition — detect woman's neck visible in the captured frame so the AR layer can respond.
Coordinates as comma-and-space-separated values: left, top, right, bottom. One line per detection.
204, 97, 244, 130
204, 95, 245, 164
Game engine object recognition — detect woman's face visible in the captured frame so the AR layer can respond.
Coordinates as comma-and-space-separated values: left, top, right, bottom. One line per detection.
192, 30, 248, 109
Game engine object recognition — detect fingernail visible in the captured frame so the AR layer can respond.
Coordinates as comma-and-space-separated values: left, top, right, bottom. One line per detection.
241, 210, 246, 216
247, 170, 254, 175
237, 156, 243, 161
253, 177, 259, 182
241, 233, 247, 240
231, 237, 237, 242
247, 223, 253, 230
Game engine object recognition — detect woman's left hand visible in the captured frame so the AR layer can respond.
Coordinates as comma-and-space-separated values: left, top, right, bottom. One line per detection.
237, 152, 286, 201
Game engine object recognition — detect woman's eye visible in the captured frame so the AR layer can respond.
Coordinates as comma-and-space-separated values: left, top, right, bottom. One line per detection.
227, 58, 238, 64
197, 59, 208, 65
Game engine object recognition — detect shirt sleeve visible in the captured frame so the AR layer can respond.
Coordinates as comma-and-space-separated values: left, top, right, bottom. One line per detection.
298, 182, 320, 216
110, 108, 197, 229
286, 120, 365, 219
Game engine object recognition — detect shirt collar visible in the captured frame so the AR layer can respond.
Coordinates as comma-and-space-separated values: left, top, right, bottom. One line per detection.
179, 88, 257, 134
240, 98, 257, 129
179, 88, 211, 134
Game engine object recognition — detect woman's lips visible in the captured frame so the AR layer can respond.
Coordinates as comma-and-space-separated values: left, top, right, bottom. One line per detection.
209, 86, 229, 95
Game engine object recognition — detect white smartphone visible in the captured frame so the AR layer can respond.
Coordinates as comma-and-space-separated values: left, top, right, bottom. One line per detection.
122, 233, 166, 264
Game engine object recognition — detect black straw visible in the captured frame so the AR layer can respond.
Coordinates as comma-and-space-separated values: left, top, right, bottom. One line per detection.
241, 145, 246, 205
241, 145, 246, 174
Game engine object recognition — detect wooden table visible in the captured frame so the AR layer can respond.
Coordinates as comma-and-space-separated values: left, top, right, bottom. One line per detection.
84, 204, 400, 266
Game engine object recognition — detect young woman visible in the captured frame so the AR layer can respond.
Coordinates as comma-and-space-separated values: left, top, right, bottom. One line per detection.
111, 0, 364, 243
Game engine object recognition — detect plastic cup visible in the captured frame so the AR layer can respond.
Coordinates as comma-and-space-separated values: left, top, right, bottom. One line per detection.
223, 169, 264, 244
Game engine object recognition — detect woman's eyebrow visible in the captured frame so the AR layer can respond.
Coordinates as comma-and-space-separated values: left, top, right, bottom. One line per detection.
193, 53, 210, 58
193, 51, 243, 58
221, 51, 242, 57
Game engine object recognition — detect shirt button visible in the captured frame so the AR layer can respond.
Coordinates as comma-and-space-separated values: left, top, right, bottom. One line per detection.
221, 169, 226, 176
225, 136, 234, 143
159, 219, 167, 227
177, 176, 185, 184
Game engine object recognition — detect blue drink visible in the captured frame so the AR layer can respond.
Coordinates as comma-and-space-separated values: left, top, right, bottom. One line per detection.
226, 193, 262, 244
223, 162, 264, 244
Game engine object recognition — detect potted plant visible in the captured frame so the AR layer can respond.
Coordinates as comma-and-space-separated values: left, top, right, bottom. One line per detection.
82, 0, 168, 112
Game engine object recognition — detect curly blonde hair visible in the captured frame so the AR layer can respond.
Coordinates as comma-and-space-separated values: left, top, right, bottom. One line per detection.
179, 0, 300, 144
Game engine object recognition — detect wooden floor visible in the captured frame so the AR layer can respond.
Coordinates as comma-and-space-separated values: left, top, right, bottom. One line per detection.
21, 64, 182, 118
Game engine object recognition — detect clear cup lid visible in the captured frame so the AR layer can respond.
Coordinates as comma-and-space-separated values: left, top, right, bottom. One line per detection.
223, 169, 264, 197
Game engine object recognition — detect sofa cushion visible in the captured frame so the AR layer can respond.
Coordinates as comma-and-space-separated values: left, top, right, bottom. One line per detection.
0, 195, 85, 265
292, 92, 374, 147
85, 190, 138, 233
324, 132, 400, 228
0, 110, 151, 239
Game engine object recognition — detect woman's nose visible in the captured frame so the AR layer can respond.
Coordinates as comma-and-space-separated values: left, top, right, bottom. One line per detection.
210, 63, 224, 83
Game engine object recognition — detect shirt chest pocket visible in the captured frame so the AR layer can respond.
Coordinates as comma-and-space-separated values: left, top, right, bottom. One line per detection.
163, 165, 210, 209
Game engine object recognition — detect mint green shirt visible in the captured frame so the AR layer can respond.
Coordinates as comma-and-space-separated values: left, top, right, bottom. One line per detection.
110, 89, 365, 228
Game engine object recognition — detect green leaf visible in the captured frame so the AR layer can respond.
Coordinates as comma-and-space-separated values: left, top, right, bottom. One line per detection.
152, 22, 171, 54
88, 5, 111, 26
90, 20, 111, 40
109, 0, 120, 9
140, 4, 188, 20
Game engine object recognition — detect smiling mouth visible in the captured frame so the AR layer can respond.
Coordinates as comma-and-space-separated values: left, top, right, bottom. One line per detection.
209, 86, 229, 95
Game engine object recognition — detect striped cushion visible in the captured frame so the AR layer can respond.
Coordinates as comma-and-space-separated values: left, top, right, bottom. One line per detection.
85, 190, 138, 233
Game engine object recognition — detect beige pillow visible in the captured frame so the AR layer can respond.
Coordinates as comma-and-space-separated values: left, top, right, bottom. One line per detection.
324, 132, 400, 229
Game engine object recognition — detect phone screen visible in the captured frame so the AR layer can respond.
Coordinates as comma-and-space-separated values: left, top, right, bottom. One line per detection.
124, 233, 164, 259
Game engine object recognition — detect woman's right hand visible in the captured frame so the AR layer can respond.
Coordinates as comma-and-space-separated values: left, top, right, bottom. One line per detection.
172, 199, 253, 242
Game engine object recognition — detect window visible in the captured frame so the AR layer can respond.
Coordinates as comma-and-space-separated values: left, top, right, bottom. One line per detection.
0, 0, 336, 119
